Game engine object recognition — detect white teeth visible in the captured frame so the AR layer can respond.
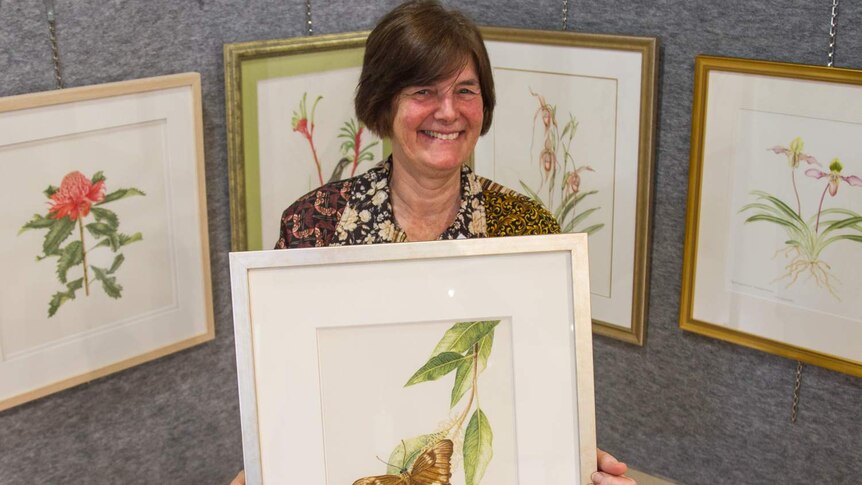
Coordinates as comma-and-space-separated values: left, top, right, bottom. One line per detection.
424, 131, 459, 140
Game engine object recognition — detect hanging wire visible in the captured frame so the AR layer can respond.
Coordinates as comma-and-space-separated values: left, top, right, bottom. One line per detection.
790, 361, 804, 423
305, 0, 313, 36
561, 0, 569, 31
43, 0, 64, 89
827, 0, 839, 67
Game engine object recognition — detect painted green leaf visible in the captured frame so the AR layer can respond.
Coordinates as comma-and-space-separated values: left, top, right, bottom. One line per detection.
43, 217, 76, 255
564, 206, 600, 233
98, 188, 145, 205
744, 214, 803, 232
385, 434, 434, 475
90, 207, 119, 229
518, 181, 545, 207
108, 254, 125, 274
750, 190, 804, 224
405, 351, 467, 386
582, 223, 605, 235
477, 332, 494, 371
18, 214, 55, 234
120, 232, 143, 246
430, 320, 500, 356
823, 234, 862, 246
56, 240, 83, 283
450, 358, 475, 408
91, 266, 122, 298
43, 185, 59, 198
86, 222, 116, 238
821, 216, 862, 235
557, 190, 598, 223
464, 408, 493, 485
91, 171, 106, 184
95, 232, 142, 252
450, 332, 495, 408
47, 278, 83, 317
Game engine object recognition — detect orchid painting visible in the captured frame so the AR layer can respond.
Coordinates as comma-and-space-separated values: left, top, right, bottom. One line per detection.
292, 92, 379, 185
739, 137, 862, 298
19, 171, 145, 316
518, 89, 604, 235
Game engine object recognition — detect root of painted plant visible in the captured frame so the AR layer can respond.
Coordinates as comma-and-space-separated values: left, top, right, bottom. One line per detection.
774, 257, 840, 301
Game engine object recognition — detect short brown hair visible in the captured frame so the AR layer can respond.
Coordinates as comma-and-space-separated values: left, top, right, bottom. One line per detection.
355, 0, 495, 137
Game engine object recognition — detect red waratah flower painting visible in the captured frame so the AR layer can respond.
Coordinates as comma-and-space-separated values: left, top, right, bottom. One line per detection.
19, 170, 145, 317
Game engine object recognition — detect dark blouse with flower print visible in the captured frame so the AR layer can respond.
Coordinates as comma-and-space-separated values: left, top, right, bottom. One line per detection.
275, 158, 559, 249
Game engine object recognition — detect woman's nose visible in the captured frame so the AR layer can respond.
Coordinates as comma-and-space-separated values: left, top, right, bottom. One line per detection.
433, 94, 458, 121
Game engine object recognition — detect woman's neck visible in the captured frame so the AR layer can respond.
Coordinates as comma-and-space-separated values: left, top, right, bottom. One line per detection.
389, 160, 462, 241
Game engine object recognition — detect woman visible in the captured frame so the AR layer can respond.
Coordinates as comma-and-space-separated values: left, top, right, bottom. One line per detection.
235, 1, 636, 484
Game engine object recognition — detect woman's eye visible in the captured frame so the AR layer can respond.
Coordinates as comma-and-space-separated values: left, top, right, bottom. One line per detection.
412, 89, 430, 96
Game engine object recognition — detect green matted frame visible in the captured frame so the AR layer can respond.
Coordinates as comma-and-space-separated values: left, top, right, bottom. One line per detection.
225, 29, 657, 346
225, 31, 379, 251
681, 55, 862, 376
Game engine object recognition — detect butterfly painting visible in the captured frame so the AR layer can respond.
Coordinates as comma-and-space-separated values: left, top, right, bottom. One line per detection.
352, 439, 453, 485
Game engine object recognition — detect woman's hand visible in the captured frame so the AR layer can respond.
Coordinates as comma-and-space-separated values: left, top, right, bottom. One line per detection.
592, 448, 637, 484
229, 470, 245, 485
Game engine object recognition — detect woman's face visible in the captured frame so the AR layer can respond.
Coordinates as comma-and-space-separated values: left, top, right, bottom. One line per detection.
390, 58, 484, 178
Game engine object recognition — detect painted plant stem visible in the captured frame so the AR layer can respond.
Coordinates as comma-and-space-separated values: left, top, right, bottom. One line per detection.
77, 216, 90, 295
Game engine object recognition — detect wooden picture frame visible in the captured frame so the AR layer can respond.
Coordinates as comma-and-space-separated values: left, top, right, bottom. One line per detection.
0, 73, 214, 410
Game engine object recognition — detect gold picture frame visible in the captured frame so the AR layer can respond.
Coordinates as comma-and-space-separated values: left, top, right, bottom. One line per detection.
0, 73, 215, 410
225, 28, 657, 345
224, 32, 383, 252
475, 28, 658, 345
681, 55, 862, 376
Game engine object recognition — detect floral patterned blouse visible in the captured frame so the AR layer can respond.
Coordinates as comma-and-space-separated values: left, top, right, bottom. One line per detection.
275, 158, 559, 249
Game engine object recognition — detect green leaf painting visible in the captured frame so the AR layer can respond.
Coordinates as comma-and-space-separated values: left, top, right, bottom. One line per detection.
19, 170, 145, 317
464, 408, 494, 485
353, 319, 502, 485
519, 89, 604, 235
740, 137, 862, 299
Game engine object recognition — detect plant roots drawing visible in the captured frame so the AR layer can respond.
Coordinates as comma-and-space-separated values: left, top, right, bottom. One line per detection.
519, 89, 604, 235
352, 320, 500, 485
292, 92, 379, 185
740, 137, 862, 299
19, 171, 145, 316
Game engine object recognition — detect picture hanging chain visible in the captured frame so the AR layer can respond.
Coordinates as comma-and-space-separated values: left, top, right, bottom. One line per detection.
790, 361, 803, 423
827, 0, 839, 67
561, 0, 569, 31
305, 0, 313, 36
43, 0, 64, 89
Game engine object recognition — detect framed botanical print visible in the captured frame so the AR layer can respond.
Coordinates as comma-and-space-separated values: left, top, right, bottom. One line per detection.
681, 55, 862, 376
224, 32, 384, 251
474, 28, 658, 345
230, 234, 597, 484
0, 73, 214, 410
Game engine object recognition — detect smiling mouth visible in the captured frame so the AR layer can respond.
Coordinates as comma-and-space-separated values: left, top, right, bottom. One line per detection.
422, 130, 461, 141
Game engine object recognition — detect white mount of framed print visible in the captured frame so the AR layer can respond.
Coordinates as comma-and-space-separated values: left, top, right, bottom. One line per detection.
230, 234, 596, 485
0, 73, 214, 411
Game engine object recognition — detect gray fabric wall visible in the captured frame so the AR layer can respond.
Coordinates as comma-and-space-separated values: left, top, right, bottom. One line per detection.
1, 1, 860, 484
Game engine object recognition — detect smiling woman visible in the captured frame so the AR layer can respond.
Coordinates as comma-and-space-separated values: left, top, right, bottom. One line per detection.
234, 0, 636, 484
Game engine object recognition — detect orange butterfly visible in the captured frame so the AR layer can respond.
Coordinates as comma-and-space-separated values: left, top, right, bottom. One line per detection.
352, 439, 453, 485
